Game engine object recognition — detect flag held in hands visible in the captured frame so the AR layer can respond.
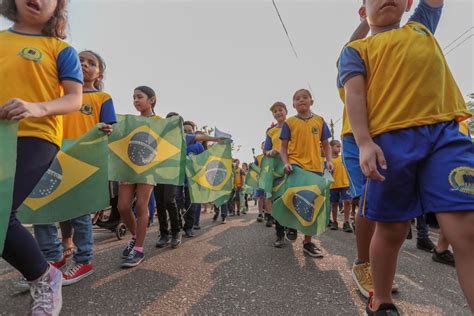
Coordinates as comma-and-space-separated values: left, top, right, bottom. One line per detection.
245, 163, 260, 189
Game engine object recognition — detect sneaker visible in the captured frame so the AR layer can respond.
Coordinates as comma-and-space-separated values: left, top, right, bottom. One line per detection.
221, 218, 227, 224
351, 261, 373, 299
31, 265, 62, 316
286, 229, 297, 241
330, 221, 338, 231
121, 239, 136, 259
212, 213, 218, 222
193, 225, 201, 230
50, 258, 67, 270
303, 242, 324, 258
365, 292, 400, 316
266, 217, 273, 228
406, 228, 413, 240
171, 233, 182, 248
121, 250, 145, 268
184, 229, 194, 238
273, 237, 285, 248
62, 262, 94, 286
156, 234, 170, 248
327, 220, 332, 228
343, 221, 353, 233
432, 249, 455, 267
257, 214, 264, 222
417, 238, 435, 253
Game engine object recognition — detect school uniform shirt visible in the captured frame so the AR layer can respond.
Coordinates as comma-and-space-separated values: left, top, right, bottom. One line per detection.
264, 125, 283, 152
280, 114, 331, 173
254, 154, 264, 167
234, 167, 245, 188
63, 90, 117, 140
337, 1, 470, 138
330, 156, 350, 189
0, 28, 83, 147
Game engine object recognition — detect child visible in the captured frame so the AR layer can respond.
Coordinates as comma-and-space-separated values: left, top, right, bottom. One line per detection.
118, 86, 157, 268
241, 162, 250, 214
328, 140, 353, 233
254, 142, 266, 222
280, 89, 334, 257
0, 0, 83, 313
34, 50, 116, 285
339, 0, 473, 313
232, 159, 245, 216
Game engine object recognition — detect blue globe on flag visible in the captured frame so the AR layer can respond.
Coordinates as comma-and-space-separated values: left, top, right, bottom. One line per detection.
128, 132, 158, 166
30, 159, 63, 198
292, 190, 317, 222
205, 160, 227, 187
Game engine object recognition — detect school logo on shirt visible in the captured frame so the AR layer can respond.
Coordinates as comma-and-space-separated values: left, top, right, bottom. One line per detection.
448, 167, 474, 195
411, 26, 429, 36
18, 47, 44, 64
311, 127, 319, 135
80, 104, 93, 116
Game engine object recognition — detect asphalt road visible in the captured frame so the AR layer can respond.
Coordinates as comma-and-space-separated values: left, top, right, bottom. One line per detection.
0, 206, 470, 315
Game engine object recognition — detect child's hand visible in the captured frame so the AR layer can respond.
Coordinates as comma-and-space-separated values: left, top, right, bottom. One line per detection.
266, 149, 278, 157
359, 141, 387, 181
326, 161, 335, 174
284, 163, 293, 174
0, 98, 46, 120
99, 123, 113, 136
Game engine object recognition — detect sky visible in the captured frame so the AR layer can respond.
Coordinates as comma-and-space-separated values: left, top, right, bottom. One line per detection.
1, 0, 473, 162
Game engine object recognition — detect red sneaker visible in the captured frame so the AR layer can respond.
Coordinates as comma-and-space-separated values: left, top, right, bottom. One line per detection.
49, 257, 66, 270
62, 262, 94, 286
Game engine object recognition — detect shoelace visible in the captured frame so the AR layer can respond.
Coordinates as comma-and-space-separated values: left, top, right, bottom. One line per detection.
126, 240, 136, 252
64, 263, 83, 277
31, 279, 53, 311
127, 249, 137, 259
363, 264, 373, 283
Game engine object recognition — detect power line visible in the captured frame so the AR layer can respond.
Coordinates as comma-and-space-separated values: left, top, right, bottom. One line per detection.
445, 34, 473, 56
442, 26, 473, 51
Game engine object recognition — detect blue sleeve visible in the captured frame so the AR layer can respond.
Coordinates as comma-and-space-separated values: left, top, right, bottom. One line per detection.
99, 98, 117, 124
196, 143, 205, 155
280, 122, 291, 141
185, 134, 196, 145
321, 122, 332, 141
254, 158, 258, 165
409, 0, 443, 34
264, 134, 273, 151
57, 46, 83, 84
337, 47, 366, 88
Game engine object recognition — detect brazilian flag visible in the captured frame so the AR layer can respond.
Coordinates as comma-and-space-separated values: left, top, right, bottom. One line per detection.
272, 167, 332, 236
186, 140, 233, 203
258, 156, 285, 197
245, 163, 260, 189
0, 121, 18, 254
17, 126, 110, 224
108, 115, 186, 185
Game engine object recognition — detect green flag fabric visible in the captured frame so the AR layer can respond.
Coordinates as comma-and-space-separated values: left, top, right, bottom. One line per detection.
214, 193, 231, 208
186, 140, 233, 204
108, 115, 186, 185
258, 156, 285, 197
17, 126, 110, 224
0, 121, 18, 254
272, 167, 332, 237
244, 163, 260, 189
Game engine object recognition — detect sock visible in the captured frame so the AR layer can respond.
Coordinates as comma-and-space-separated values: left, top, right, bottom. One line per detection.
133, 246, 144, 253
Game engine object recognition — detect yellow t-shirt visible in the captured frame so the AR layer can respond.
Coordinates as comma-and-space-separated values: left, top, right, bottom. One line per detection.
342, 22, 470, 137
0, 29, 83, 146
255, 154, 264, 167
234, 167, 243, 188
330, 155, 350, 189
266, 125, 282, 152
63, 91, 116, 140
280, 114, 331, 173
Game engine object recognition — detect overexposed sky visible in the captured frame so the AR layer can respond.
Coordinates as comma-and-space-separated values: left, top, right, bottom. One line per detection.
2, 0, 473, 162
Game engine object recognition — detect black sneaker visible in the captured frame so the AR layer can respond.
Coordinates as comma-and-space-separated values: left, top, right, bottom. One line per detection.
303, 242, 324, 258
121, 250, 144, 268
273, 237, 285, 248
432, 249, 455, 267
366, 299, 400, 316
343, 221, 353, 233
184, 229, 194, 238
266, 216, 273, 227
330, 221, 338, 231
286, 229, 297, 241
257, 214, 264, 222
171, 233, 182, 248
417, 238, 435, 253
156, 234, 170, 248
121, 239, 136, 259
327, 220, 332, 228
193, 225, 201, 230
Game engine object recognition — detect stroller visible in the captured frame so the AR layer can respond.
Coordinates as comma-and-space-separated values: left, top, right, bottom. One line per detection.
94, 181, 127, 240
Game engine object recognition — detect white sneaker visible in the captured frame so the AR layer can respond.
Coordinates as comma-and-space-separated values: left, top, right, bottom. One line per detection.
30, 265, 63, 316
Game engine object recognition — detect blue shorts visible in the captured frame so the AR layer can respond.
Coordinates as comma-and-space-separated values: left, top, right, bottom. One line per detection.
342, 135, 365, 199
361, 121, 474, 222
255, 189, 265, 198
330, 187, 352, 203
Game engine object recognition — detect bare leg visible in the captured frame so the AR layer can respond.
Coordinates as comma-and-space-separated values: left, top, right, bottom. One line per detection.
356, 215, 375, 263
133, 184, 154, 248
343, 200, 351, 223
118, 184, 137, 237
436, 228, 450, 252
331, 203, 338, 224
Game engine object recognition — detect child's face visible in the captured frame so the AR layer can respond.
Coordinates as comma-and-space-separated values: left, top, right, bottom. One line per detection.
133, 90, 154, 113
272, 106, 287, 122
79, 52, 101, 85
365, 0, 413, 27
331, 143, 341, 155
183, 124, 194, 134
15, 0, 58, 26
293, 90, 313, 114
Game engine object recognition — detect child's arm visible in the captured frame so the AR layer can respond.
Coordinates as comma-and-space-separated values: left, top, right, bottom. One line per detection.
425, 0, 444, 8
0, 81, 82, 120
321, 139, 334, 173
194, 134, 226, 143
280, 139, 293, 174
344, 75, 387, 181
349, 19, 369, 42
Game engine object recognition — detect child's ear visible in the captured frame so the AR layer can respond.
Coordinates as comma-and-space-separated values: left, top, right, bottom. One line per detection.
150, 96, 157, 105
406, 0, 414, 11
359, 6, 367, 19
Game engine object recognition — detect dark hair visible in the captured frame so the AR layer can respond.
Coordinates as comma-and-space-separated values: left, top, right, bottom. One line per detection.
80, 50, 106, 90
1, 0, 68, 39
293, 89, 313, 100
330, 140, 341, 147
183, 121, 196, 130
135, 86, 157, 112
166, 112, 180, 118
270, 101, 288, 113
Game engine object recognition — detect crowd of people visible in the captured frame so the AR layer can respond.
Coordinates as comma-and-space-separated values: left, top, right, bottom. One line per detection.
0, 0, 473, 315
